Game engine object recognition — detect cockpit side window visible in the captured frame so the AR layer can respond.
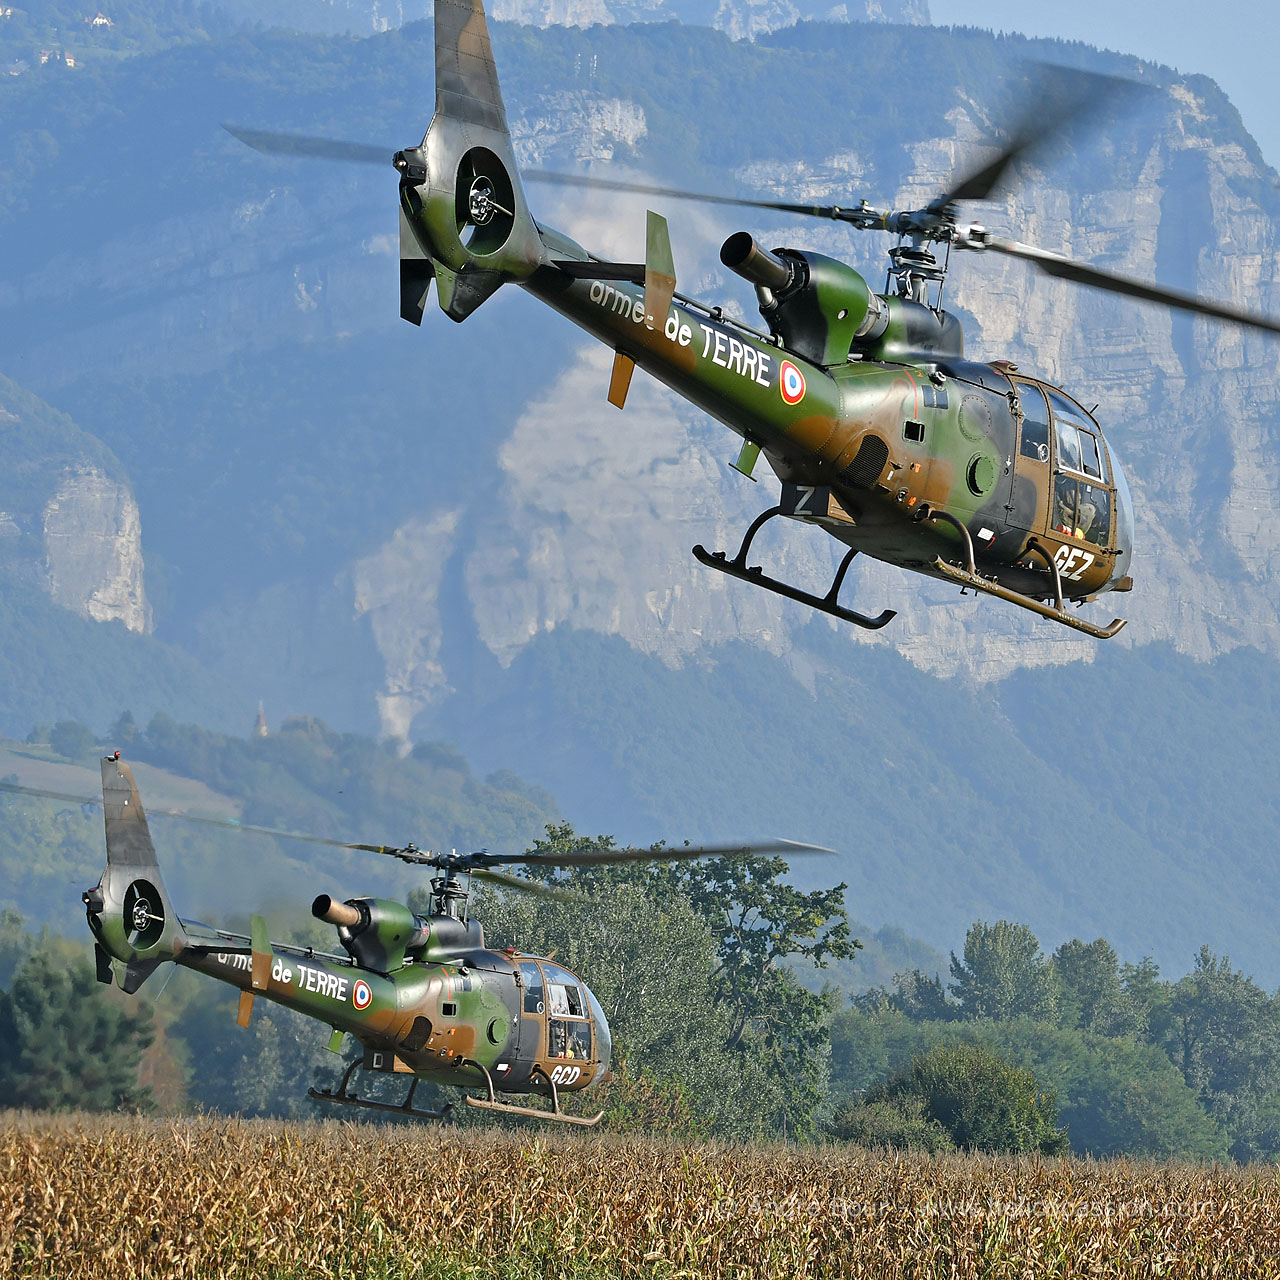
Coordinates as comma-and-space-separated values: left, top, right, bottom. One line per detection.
540, 961, 593, 1059
1054, 475, 1113, 545
520, 961, 544, 1015
1047, 388, 1107, 481
1018, 385, 1051, 462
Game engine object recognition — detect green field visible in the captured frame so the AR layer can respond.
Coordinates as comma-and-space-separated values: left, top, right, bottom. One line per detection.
4, 1113, 1279, 1278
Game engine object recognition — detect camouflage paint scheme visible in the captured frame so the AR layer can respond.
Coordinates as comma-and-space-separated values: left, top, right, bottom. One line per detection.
393, 0, 1134, 636
85, 758, 611, 1103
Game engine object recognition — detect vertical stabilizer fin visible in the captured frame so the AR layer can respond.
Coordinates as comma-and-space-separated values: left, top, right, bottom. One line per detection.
609, 352, 636, 409
85, 757, 185, 986
250, 914, 271, 992
644, 211, 676, 333
102, 756, 159, 869
435, 0, 509, 133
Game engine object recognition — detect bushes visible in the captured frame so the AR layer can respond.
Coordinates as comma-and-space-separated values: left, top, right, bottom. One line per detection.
832, 1041, 1069, 1156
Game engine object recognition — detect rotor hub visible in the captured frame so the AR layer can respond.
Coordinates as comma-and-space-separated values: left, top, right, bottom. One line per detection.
467, 177, 498, 226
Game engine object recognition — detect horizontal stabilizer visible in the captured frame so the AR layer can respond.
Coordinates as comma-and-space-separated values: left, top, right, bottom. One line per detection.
552, 260, 645, 283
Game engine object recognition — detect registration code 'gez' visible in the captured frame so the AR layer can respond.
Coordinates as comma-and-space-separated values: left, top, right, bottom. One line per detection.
1054, 545, 1096, 581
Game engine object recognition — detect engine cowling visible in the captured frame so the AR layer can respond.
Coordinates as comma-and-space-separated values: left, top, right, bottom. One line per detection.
721, 233, 886, 366
313, 895, 430, 973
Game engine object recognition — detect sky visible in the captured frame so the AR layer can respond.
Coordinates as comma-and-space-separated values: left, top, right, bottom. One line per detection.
930, 0, 1280, 172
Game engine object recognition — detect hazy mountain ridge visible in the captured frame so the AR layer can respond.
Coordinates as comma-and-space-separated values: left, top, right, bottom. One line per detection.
205, 0, 928, 39
2, 18, 1279, 973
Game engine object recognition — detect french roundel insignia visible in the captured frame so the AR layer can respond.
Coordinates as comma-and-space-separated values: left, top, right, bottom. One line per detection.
353, 979, 373, 1009
779, 360, 806, 405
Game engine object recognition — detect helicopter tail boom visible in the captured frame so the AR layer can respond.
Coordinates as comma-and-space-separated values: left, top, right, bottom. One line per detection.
82, 756, 188, 993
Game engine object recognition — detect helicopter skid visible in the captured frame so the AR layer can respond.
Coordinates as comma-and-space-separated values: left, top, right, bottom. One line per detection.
462, 1060, 604, 1127
307, 1060, 454, 1121
931, 559, 1127, 639
693, 506, 896, 631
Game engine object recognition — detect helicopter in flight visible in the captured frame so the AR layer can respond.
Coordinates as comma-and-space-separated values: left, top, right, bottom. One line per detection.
3, 760, 820, 1125
228, 1, 1280, 640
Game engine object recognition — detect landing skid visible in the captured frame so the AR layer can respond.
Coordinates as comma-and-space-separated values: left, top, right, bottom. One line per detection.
462, 1060, 604, 1127
693, 505, 896, 631
308, 1059, 453, 1121
921, 510, 1127, 640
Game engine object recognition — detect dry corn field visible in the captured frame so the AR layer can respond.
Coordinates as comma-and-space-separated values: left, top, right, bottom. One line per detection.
2, 1113, 1279, 1279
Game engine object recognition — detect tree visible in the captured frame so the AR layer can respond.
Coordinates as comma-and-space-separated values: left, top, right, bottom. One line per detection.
1166, 947, 1280, 1160
949, 920, 1057, 1022
650, 848, 857, 1137
460, 866, 796, 1140
657, 853, 857, 1045
169, 983, 339, 1120
826, 1094, 955, 1152
865, 1041, 1069, 1156
466, 822, 856, 1140
0, 908, 37, 992
981, 1019, 1227, 1161
1053, 938, 1145, 1038
1121, 956, 1175, 1047
887, 968, 958, 1022
49, 719, 95, 760
0, 951, 153, 1112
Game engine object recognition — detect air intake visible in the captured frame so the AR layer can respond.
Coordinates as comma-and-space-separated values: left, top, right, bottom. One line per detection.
839, 435, 889, 489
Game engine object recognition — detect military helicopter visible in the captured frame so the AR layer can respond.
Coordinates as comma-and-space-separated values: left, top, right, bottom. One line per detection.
1, 759, 822, 1125
227, 1, 1280, 640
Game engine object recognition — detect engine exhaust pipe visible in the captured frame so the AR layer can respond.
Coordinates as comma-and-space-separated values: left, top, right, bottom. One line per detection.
721, 232, 796, 294
312, 895, 362, 928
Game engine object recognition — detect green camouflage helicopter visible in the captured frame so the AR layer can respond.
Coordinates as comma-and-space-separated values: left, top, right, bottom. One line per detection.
228, 1, 1280, 640
3, 759, 821, 1125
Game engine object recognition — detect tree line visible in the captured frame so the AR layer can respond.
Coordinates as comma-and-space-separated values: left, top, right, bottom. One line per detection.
2, 823, 1279, 1163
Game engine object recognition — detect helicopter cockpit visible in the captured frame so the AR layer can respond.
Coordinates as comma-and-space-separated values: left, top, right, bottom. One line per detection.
1008, 378, 1134, 595
519, 958, 612, 1088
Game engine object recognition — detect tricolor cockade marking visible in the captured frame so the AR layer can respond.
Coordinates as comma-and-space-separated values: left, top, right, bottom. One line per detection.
779, 360, 806, 405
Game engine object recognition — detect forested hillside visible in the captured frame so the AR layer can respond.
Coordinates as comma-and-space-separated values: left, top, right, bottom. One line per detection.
2, 10, 1278, 987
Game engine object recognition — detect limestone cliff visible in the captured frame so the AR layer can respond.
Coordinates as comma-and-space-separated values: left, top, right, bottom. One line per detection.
3, 25, 1278, 737
351, 67, 1280, 733
217, 0, 929, 37
43, 467, 151, 635
0, 377, 151, 636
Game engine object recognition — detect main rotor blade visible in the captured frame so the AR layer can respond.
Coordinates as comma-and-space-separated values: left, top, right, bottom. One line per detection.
525, 170, 868, 224
223, 125, 392, 166
931, 66, 1152, 211
0, 780, 99, 807
0, 779, 418, 857
979, 235, 1280, 335
484, 837, 835, 869
471, 867, 588, 903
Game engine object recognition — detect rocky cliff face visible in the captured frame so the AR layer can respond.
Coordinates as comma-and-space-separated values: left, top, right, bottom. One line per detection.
42, 467, 151, 635
4, 25, 1279, 739
220, 0, 929, 37
490, 0, 928, 38
0, 380, 151, 636
349, 68, 1280, 735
